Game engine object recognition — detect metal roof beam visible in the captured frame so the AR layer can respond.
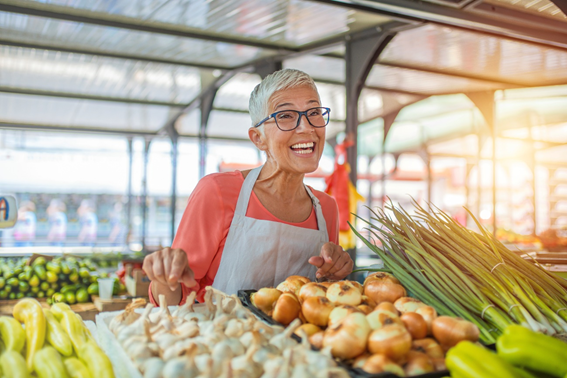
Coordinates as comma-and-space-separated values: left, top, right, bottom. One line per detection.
551, 0, 567, 16
312, 0, 567, 49
0, 0, 298, 53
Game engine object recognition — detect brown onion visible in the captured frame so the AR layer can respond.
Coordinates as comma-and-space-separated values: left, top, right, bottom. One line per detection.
361, 354, 405, 376
298, 282, 327, 304
350, 281, 364, 294
432, 316, 479, 347
286, 275, 311, 285
251, 288, 282, 315
358, 305, 374, 315
416, 306, 437, 335
318, 281, 334, 289
323, 313, 370, 359
364, 280, 406, 304
367, 308, 403, 330
401, 312, 428, 339
326, 281, 362, 306
302, 296, 335, 327
368, 324, 412, 361
411, 338, 444, 359
432, 358, 446, 372
272, 292, 301, 326
328, 305, 362, 328
394, 297, 426, 313
360, 295, 378, 308
294, 323, 322, 338
364, 272, 400, 286
309, 331, 324, 349
376, 301, 399, 315
276, 279, 305, 296
404, 351, 434, 376
353, 354, 371, 369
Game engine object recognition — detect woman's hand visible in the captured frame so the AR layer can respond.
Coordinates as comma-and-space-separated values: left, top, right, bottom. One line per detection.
308, 242, 354, 281
143, 248, 196, 303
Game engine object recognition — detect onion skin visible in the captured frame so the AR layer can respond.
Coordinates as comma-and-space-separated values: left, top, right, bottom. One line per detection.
318, 281, 334, 289
298, 282, 327, 304
323, 313, 370, 359
368, 324, 412, 361
272, 292, 301, 326
432, 358, 446, 372
401, 312, 428, 340
294, 323, 322, 338
431, 316, 480, 347
350, 281, 364, 294
404, 351, 434, 376
358, 305, 374, 315
367, 309, 403, 330
353, 354, 371, 369
286, 275, 311, 285
302, 296, 335, 327
364, 272, 400, 286
251, 288, 282, 315
360, 295, 378, 308
411, 338, 444, 359
364, 280, 406, 304
416, 306, 437, 335
328, 305, 362, 328
394, 297, 426, 313
309, 331, 324, 349
376, 301, 398, 315
361, 354, 405, 376
326, 282, 362, 306
276, 279, 305, 296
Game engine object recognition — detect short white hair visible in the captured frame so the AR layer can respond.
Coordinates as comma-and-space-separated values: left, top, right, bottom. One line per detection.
249, 69, 319, 131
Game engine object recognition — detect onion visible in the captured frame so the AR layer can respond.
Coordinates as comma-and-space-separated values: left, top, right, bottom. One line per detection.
349, 281, 364, 294
323, 313, 370, 359
401, 313, 428, 339
364, 272, 400, 286
276, 279, 305, 296
361, 354, 404, 376
318, 281, 334, 289
404, 351, 434, 376
286, 275, 311, 284
416, 306, 437, 335
368, 324, 412, 361
432, 358, 446, 372
366, 308, 403, 330
272, 292, 301, 326
376, 301, 398, 315
394, 297, 426, 313
326, 282, 362, 306
357, 305, 374, 315
309, 331, 324, 349
353, 354, 370, 369
411, 338, 444, 359
302, 296, 335, 327
364, 280, 406, 304
294, 323, 322, 338
251, 288, 282, 315
360, 295, 378, 308
328, 305, 362, 328
431, 316, 479, 347
298, 282, 327, 304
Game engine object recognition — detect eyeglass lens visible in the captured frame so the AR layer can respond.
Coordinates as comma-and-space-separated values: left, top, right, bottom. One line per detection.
274, 107, 330, 131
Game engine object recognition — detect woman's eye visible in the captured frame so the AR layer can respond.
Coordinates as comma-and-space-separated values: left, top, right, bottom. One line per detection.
277, 113, 293, 119
308, 110, 321, 116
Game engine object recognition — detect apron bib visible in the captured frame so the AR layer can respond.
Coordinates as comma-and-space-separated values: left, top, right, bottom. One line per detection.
212, 165, 329, 294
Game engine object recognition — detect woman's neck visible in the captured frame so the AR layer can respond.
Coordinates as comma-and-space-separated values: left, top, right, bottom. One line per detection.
255, 159, 307, 203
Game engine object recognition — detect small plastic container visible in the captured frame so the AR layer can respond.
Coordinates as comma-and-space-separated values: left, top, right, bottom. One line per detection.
98, 278, 115, 301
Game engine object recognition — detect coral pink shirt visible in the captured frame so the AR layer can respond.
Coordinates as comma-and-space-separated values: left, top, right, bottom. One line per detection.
149, 170, 339, 304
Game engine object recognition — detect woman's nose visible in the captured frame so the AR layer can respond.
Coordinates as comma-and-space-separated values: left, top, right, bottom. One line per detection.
295, 114, 314, 132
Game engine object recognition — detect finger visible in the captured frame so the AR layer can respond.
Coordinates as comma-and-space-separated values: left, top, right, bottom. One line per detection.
180, 267, 197, 288
169, 250, 188, 281
161, 251, 179, 292
317, 251, 339, 279
327, 252, 351, 276
329, 259, 354, 280
142, 255, 157, 282
151, 254, 168, 286
308, 256, 324, 268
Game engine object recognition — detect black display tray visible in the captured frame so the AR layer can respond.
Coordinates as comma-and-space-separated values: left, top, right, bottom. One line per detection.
238, 289, 451, 378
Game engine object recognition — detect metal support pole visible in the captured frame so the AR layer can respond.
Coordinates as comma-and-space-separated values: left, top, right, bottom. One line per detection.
381, 111, 401, 207
126, 137, 133, 246
255, 61, 283, 79
198, 88, 217, 179
170, 136, 178, 244
141, 138, 151, 251
528, 115, 537, 235
492, 120, 497, 235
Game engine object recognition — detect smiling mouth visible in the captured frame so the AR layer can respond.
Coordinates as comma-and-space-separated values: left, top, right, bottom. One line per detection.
290, 142, 315, 154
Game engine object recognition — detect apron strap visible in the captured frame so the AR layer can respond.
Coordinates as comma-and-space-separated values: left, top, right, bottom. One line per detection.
304, 186, 328, 237
233, 165, 263, 217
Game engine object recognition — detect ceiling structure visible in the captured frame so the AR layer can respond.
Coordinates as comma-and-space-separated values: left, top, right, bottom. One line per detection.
0, 0, 567, 151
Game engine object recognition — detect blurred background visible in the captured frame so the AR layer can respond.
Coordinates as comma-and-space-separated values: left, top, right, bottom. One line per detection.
1, 0, 567, 261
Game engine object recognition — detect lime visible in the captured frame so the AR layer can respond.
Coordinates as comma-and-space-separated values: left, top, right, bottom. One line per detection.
87, 283, 98, 296
76, 288, 89, 303
0, 290, 7, 299
69, 272, 79, 283
65, 292, 76, 304
30, 286, 40, 294
19, 281, 30, 292
52, 292, 65, 303
29, 275, 40, 287
40, 282, 50, 291
46, 271, 58, 283
8, 292, 16, 300
32, 257, 47, 266
16, 292, 25, 299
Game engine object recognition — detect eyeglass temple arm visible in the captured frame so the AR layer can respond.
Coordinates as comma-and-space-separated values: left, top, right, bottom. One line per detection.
254, 116, 271, 128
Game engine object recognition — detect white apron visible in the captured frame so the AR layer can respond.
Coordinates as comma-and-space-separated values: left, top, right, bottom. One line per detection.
212, 165, 329, 294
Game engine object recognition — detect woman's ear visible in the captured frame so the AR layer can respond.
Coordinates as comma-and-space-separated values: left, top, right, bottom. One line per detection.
249, 127, 268, 151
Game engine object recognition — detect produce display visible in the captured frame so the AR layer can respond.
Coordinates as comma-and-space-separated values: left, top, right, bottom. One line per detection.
108, 286, 348, 378
0, 297, 115, 377
0, 256, 123, 304
252, 274, 481, 376
352, 201, 567, 344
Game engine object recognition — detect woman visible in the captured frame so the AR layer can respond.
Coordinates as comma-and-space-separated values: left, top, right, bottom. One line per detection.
143, 69, 354, 305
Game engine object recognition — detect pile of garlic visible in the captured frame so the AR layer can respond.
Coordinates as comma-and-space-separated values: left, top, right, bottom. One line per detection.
108, 286, 349, 378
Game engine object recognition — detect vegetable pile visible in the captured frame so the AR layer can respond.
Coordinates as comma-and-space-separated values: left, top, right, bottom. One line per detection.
253, 274, 481, 376
108, 286, 348, 378
352, 200, 567, 345
0, 297, 115, 378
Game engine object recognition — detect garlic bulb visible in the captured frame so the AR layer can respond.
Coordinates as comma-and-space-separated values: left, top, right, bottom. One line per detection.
162, 357, 198, 378
109, 297, 146, 333
141, 357, 165, 378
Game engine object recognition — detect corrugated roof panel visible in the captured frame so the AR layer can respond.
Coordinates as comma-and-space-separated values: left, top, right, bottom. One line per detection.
284, 55, 345, 83
380, 24, 567, 87
20, 0, 391, 47
0, 45, 202, 104
485, 0, 567, 21
214, 73, 261, 112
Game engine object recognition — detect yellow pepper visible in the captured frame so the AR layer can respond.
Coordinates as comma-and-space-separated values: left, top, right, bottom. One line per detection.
0, 316, 25, 353
56, 307, 89, 355
44, 309, 73, 357
0, 350, 31, 378
33, 346, 70, 378
79, 340, 115, 378
13, 298, 46, 371
64, 357, 92, 378
50, 302, 72, 320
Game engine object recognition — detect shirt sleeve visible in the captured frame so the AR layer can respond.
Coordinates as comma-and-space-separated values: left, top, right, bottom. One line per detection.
149, 174, 228, 305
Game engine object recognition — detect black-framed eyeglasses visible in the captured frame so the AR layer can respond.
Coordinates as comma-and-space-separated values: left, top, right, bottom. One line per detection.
254, 107, 331, 132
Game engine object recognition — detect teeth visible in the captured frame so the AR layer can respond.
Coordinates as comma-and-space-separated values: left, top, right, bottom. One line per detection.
290, 142, 314, 149
295, 149, 313, 154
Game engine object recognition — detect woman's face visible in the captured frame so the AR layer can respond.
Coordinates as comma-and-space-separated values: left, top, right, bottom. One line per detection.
257, 85, 326, 175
